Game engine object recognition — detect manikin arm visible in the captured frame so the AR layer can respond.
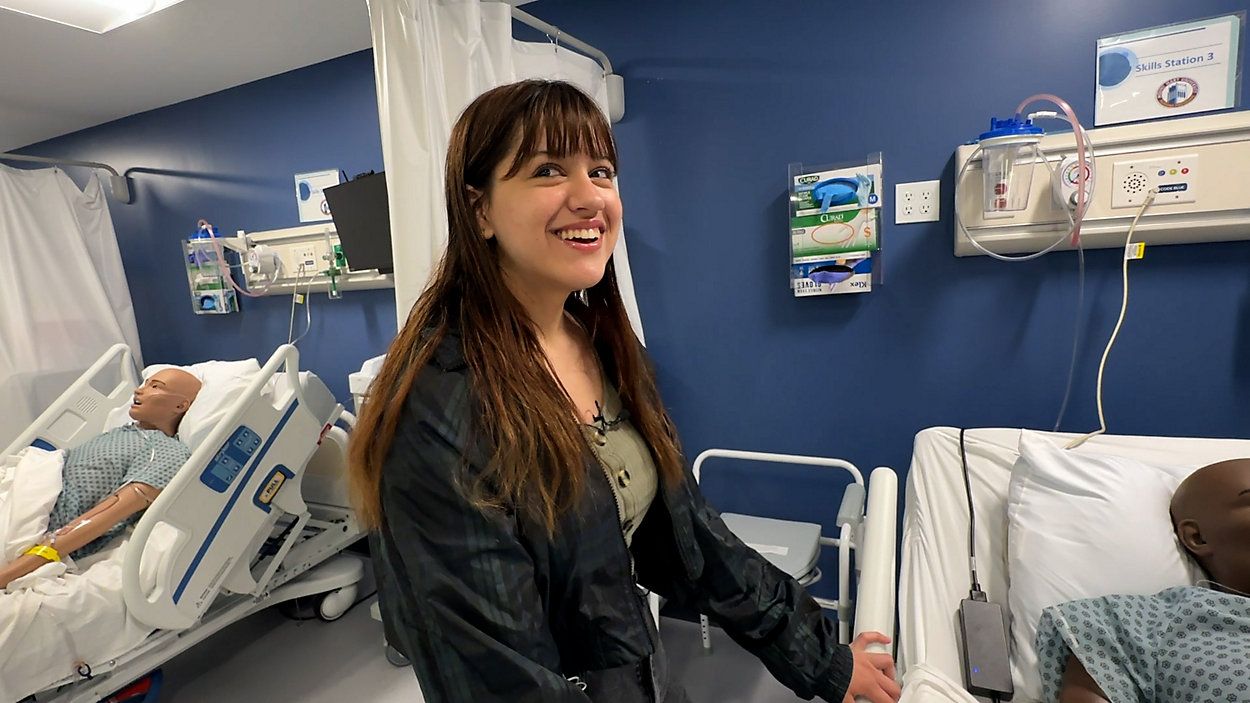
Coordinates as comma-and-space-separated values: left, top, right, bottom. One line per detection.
0, 482, 160, 589
1058, 653, 1110, 703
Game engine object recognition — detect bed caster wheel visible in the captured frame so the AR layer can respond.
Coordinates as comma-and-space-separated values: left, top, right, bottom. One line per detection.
385, 644, 410, 667
317, 584, 358, 622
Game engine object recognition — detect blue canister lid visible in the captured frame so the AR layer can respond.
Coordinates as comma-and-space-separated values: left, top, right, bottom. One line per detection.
190, 225, 220, 239
978, 116, 1044, 142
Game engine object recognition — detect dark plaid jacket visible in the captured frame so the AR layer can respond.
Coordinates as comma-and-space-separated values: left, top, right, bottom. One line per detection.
372, 332, 852, 702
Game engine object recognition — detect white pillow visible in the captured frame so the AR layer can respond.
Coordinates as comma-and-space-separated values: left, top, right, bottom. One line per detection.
178, 360, 264, 450
104, 359, 263, 450
1005, 431, 1201, 701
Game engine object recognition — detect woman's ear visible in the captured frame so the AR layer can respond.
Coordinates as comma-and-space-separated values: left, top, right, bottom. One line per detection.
1177, 519, 1212, 559
467, 186, 493, 240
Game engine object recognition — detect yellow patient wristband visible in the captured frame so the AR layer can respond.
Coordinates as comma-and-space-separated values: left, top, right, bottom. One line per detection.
24, 545, 61, 562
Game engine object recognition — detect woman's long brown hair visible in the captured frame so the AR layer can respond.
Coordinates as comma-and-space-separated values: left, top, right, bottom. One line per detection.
348, 80, 685, 533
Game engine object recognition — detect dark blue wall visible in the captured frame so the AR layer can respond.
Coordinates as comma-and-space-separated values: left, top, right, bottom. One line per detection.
21, 2, 1250, 599
21, 50, 395, 403
525, 0, 1250, 595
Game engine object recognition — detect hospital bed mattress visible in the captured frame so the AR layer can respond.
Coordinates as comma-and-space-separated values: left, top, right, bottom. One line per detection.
897, 426, 1250, 703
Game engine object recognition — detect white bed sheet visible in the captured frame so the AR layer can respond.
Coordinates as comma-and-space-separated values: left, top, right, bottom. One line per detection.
0, 448, 179, 703
2, 357, 279, 701
897, 426, 1250, 703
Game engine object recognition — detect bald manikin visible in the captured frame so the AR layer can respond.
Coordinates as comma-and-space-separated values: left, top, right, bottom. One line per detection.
0, 369, 202, 588
129, 368, 202, 435
1057, 458, 1250, 703
1170, 458, 1250, 595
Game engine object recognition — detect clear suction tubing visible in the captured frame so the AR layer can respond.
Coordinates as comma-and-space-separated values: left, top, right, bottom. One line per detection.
957, 94, 1092, 261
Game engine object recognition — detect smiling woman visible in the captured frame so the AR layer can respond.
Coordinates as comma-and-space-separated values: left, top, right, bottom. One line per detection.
347, 80, 898, 703
472, 144, 621, 321
352, 78, 656, 543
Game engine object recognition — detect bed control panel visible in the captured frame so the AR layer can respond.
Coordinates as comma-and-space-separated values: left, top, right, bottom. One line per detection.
200, 425, 262, 493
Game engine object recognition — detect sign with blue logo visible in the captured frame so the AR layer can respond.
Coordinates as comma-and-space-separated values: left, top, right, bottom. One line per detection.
294, 169, 340, 223
1095, 13, 1242, 126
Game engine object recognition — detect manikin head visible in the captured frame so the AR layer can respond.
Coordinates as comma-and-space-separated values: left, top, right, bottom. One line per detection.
1170, 458, 1250, 595
128, 368, 201, 437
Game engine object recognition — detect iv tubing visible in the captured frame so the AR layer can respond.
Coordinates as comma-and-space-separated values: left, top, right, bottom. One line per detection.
1052, 240, 1085, 431
1019, 111, 1095, 431
1026, 110, 1097, 224
197, 220, 271, 298
1017, 95, 1089, 247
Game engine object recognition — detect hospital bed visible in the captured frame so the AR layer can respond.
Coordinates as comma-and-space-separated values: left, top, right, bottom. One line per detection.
896, 426, 1250, 703
692, 449, 897, 651
3, 343, 364, 703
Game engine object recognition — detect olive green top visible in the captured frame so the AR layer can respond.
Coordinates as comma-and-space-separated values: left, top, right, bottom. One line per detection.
584, 384, 657, 547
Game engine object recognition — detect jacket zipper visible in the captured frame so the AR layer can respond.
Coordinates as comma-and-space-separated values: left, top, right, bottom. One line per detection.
598, 456, 627, 532
589, 451, 655, 653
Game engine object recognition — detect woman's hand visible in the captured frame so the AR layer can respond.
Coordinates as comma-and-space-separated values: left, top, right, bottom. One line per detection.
842, 631, 901, 703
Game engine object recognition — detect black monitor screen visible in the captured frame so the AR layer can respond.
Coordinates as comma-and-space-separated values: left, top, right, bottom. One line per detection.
324, 172, 393, 274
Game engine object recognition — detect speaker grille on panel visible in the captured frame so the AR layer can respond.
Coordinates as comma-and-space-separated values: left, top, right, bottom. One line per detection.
74, 395, 99, 417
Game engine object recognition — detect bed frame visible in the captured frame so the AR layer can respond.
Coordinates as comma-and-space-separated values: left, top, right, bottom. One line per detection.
9, 344, 365, 703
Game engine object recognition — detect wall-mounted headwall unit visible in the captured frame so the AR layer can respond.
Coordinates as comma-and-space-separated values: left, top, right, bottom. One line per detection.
954, 111, 1250, 256
243, 224, 393, 295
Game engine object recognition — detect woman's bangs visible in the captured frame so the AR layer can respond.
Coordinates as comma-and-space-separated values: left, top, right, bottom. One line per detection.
505, 88, 617, 177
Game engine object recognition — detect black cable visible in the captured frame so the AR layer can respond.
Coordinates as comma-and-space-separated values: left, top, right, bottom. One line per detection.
959, 428, 983, 596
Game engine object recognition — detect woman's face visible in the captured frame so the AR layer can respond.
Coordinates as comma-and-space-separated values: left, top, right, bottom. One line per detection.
477, 141, 621, 301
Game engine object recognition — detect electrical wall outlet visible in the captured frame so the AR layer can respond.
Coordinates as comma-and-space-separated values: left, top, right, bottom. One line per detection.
895, 180, 942, 224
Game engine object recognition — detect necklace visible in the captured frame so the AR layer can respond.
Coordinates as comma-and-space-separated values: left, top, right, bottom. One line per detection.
1197, 579, 1250, 598
588, 401, 632, 488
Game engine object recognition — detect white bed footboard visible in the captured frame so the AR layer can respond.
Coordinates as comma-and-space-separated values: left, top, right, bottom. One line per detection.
2, 344, 139, 457
122, 345, 342, 629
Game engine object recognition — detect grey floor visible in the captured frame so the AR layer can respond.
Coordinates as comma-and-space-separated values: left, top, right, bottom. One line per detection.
156, 598, 812, 702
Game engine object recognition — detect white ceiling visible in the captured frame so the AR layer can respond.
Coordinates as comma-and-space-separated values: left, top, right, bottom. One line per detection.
0, 0, 375, 152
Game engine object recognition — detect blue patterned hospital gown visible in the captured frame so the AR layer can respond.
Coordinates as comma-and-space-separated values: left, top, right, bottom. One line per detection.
46, 425, 191, 558
1036, 586, 1250, 703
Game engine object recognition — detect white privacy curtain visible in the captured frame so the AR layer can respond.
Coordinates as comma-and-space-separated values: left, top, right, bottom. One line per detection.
0, 166, 142, 448
367, 0, 646, 344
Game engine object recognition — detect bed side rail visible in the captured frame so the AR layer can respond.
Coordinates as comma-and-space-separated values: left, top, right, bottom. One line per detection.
121, 345, 328, 629
2, 344, 138, 456
854, 467, 899, 650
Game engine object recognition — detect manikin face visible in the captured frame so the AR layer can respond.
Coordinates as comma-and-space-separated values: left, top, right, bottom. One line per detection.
476, 142, 622, 303
129, 368, 200, 432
